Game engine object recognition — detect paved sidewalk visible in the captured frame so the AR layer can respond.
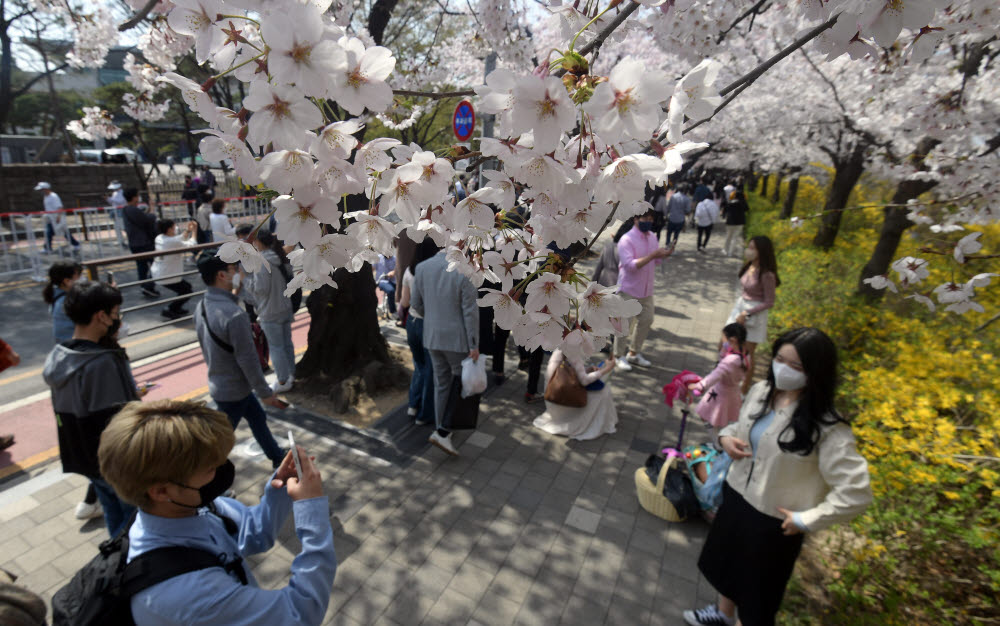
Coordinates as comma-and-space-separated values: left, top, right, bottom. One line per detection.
0, 229, 743, 625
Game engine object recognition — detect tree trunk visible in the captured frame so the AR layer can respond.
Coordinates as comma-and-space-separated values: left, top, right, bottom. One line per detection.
744, 161, 757, 191
296, 266, 390, 382
760, 174, 769, 198
368, 0, 400, 46
780, 176, 799, 219
771, 171, 784, 203
813, 145, 866, 249
857, 137, 941, 299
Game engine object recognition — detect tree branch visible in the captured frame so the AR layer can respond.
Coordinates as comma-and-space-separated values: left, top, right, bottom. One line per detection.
392, 88, 474, 99
716, 0, 771, 45
118, 0, 160, 31
10, 61, 69, 99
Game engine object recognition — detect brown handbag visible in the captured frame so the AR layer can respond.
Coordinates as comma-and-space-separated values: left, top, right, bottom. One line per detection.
544, 360, 588, 407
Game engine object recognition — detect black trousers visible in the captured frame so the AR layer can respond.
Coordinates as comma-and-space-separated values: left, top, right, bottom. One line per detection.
492, 325, 544, 394
163, 279, 193, 313
697, 224, 714, 249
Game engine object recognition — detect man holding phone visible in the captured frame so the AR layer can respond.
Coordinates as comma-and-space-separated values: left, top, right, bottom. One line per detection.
194, 252, 287, 468
615, 209, 674, 372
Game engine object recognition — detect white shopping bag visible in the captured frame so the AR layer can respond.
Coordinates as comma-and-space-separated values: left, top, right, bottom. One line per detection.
460, 356, 487, 398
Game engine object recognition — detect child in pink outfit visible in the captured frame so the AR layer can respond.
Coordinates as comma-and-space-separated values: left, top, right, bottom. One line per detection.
689, 323, 749, 435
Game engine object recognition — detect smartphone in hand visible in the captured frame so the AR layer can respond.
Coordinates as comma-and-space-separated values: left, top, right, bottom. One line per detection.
287, 430, 302, 479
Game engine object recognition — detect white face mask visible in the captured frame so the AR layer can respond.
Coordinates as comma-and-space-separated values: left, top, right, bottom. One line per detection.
772, 361, 807, 391
745, 248, 757, 261
231, 272, 241, 290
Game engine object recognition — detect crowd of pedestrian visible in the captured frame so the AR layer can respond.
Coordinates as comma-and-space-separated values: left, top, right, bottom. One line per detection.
6, 172, 873, 626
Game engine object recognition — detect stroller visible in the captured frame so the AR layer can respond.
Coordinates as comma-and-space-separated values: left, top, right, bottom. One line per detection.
633, 371, 702, 522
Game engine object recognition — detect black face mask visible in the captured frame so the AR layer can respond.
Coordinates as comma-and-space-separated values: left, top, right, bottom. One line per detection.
106, 317, 122, 338
638, 222, 654, 232
171, 460, 235, 509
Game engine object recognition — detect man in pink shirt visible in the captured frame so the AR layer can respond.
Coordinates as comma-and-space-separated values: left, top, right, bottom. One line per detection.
615, 210, 674, 371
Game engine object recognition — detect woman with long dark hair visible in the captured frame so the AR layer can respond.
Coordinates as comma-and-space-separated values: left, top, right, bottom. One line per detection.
399, 238, 440, 425
685, 328, 872, 626
726, 235, 779, 393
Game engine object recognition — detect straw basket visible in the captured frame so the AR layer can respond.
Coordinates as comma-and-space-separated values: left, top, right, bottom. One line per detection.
634, 456, 683, 522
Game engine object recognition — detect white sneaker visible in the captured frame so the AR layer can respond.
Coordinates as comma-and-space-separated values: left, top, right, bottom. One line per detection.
683, 605, 735, 626
626, 353, 652, 367
616, 358, 633, 372
272, 378, 294, 393
74, 500, 103, 520
429, 431, 459, 456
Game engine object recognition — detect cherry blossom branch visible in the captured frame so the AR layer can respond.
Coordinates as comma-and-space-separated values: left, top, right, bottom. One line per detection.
569, 202, 619, 266
679, 14, 839, 136
716, 0, 771, 44
391, 88, 474, 99
118, 0, 160, 31
916, 248, 1000, 261
974, 313, 1000, 332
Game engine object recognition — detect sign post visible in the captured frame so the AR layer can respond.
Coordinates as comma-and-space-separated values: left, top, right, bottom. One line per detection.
452, 100, 476, 142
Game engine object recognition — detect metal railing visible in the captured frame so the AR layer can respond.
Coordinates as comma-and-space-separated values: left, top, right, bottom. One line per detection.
0, 194, 272, 281
82, 242, 221, 336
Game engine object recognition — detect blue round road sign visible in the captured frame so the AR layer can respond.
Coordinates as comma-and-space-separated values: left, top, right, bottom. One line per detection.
452, 100, 475, 141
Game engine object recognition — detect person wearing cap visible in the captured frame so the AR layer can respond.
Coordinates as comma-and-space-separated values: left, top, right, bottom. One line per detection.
106, 181, 128, 248
35, 182, 80, 254
194, 251, 287, 468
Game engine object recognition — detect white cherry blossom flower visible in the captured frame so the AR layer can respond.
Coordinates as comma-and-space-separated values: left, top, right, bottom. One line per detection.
258, 149, 315, 194
953, 231, 982, 263
478, 288, 523, 330
311, 120, 363, 162
859, 0, 937, 48
905, 294, 935, 312
261, 3, 341, 96
328, 37, 396, 115
375, 165, 431, 224
345, 212, 400, 256
301, 233, 359, 275
560, 327, 598, 362
524, 272, 573, 317
314, 156, 366, 197
243, 82, 321, 151
453, 189, 498, 233
218, 240, 270, 273
595, 155, 665, 205
510, 75, 576, 153
167, 0, 225, 64
483, 247, 528, 293
863, 275, 898, 293
584, 56, 671, 143
356, 137, 401, 173
158, 73, 218, 125
481, 170, 516, 210
515, 312, 566, 352
285, 269, 337, 296
198, 131, 261, 185
273, 186, 342, 249
890, 256, 929, 286
514, 153, 574, 195
663, 59, 723, 143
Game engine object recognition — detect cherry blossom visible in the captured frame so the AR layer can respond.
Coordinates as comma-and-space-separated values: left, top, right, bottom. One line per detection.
953, 232, 983, 263
243, 82, 322, 150
478, 289, 524, 330
261, 4, 342, 96
66, 107, 121, 141
663, 58, 723, 143
218, 241, 270, 273
272, 186, 342, 249
328, 37, 396, 115
258, 150, 316, 194
167, 0, 225, 64
510, 75, 577, 154
583, 56, 671, 143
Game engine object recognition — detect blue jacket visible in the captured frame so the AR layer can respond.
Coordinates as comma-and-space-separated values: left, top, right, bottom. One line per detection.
51, 287, 74, 343
128, 484, 336, 626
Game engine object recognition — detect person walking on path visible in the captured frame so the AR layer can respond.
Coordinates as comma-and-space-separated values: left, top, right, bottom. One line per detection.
98, 400, 336, 626
663, 184, 692, 246
725, 235, 780, 394
695, 194, 721, 253
244, 229, 296, 393
722, 190, 749, 257
685, 328, 872, 626
42, 281, 139, 536
35, 182, 80, 254
194, 252, 287, 468
121, 188, 161, 298
410, 248, 479, 456
152, 218, 198, 319
399, 239, 439, 426
106, 181, 128, 247
615, 210, 674, 372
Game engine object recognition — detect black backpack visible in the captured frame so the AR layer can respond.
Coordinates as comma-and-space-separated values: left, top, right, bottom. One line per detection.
52, 513, 248, 626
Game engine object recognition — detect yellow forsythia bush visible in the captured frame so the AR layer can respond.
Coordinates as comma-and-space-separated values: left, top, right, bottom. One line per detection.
746, 183, 999, 625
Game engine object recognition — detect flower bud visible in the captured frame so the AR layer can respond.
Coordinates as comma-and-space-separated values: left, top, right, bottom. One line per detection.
200, 77, 217, 92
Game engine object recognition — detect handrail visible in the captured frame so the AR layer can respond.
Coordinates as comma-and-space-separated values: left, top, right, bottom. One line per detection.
82, 242, 221, 280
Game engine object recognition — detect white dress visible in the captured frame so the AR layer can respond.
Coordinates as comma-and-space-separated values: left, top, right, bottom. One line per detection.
533, 350, 618, 441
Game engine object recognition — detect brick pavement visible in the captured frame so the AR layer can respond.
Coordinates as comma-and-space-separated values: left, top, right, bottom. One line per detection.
0, 227, 743, 625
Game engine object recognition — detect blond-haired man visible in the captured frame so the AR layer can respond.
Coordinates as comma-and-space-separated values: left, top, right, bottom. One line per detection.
98, 399, 336, 625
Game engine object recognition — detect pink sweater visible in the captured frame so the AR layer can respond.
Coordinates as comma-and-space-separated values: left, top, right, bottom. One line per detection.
740, 268, 776, 315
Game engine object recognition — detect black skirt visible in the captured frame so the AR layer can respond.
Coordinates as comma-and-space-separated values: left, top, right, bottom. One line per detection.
697, 481, 804, 626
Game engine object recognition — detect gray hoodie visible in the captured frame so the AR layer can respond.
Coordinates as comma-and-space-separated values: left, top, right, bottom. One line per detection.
246, 249, 293, 323
43, 339, 139, 477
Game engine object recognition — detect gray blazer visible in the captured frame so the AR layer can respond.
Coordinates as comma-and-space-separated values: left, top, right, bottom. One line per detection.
410, 251, 479, 353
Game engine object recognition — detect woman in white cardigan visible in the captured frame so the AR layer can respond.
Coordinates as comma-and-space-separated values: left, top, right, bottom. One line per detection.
685, 327, 872, 626
533, 350, 617, 441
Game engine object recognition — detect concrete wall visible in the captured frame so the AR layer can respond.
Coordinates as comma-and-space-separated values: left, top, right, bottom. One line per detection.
1, 164, 143, 213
